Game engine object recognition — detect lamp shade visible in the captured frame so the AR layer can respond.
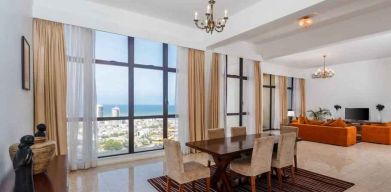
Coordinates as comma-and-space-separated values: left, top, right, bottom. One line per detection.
287, 111, 295, 117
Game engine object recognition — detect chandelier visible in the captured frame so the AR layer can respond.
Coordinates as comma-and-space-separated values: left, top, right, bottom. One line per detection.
312, 55, 335, 79
194, 0, 228, 34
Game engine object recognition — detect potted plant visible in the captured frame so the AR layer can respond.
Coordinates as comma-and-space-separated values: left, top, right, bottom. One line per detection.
307, 108, 332, 121
376, 104, 385, 122
334, 105, 342, 118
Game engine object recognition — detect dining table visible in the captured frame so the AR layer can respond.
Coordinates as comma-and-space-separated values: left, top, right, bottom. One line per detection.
186, 133, 301, 192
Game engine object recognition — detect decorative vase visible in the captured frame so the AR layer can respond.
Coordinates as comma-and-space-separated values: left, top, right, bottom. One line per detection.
378, 111, 383, 123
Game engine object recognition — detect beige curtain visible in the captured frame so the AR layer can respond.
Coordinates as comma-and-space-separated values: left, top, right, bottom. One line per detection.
33, 19, 67, 155
279, 76, 288, 125
209, 53, 220, 129
254, 61, 263, 134
299, 79, 306, 116
188, 49, 206, 142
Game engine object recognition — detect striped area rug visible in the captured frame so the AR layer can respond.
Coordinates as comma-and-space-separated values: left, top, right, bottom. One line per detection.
148, 166, 354, 192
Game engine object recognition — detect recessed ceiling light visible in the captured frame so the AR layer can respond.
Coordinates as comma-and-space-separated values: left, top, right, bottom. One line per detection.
298, 16, 313, 28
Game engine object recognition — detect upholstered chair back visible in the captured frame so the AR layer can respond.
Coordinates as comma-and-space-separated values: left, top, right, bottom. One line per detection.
276, 133, 296, 167
250, 136, 274, 176
231, 127, 247, 137
163, 139, 184, 181
280, 126, 299, 137
280, 126, 298, 154
208, 128, 225, 140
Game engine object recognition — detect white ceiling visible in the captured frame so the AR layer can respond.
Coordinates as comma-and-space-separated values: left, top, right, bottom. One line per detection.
267, 31, 391, 68
90, 0, 262, 27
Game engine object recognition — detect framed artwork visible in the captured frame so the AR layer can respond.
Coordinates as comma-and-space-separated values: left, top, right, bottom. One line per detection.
22, 36, 31, 90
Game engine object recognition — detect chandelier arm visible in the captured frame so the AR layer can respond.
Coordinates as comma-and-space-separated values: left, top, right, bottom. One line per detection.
215, 26, 224, 32
194, 20, 206, 30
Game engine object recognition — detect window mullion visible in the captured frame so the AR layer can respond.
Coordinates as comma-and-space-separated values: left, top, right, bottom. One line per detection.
128, 37, 135, 154
163, 44, 168, 139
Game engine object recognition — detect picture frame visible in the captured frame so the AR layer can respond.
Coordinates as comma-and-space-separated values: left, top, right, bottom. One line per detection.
22, 36, 31, 90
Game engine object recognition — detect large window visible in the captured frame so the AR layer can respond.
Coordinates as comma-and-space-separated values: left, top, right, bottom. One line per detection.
95, 31, 177, 157
262, 74, 294, 131
226, 56, 248, 132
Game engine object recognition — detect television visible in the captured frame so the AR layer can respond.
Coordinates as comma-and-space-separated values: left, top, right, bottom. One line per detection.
345, 108, 369, 121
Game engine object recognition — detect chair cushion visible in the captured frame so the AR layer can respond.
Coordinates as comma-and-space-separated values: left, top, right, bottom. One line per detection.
230, 157, 252, 176
181, 161, 210, 184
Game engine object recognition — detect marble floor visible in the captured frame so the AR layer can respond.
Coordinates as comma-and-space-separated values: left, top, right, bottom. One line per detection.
69, 141, 391, 192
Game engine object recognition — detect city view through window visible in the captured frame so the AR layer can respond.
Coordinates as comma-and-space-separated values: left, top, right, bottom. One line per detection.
94, 31, 177, 157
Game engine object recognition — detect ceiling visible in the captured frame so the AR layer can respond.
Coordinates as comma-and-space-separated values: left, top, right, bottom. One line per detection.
90, 0, 262, 27
267, 31, 391, 68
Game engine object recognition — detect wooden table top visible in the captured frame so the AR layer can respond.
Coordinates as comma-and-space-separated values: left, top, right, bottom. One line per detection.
186, 133, 282, 157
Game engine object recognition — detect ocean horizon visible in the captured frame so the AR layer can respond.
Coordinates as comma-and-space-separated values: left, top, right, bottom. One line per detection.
97, 104, 175, 117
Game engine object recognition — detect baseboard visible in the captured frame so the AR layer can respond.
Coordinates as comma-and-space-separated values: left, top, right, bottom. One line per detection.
97, 150, 164, 166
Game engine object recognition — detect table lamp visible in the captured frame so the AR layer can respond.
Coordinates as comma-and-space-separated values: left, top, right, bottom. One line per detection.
287, 110, 295, 123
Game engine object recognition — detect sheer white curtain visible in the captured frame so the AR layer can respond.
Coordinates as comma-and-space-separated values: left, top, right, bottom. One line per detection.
65, 25, 97, 170
245, 59, 256, 134
273, 76, 280, 129
176, 46, 189, 154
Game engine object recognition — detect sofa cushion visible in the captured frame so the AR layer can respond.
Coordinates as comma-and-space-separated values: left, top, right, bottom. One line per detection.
322, 119, 335, 126
298, 116, 306, 124
329, 118, 347, 127
308, 120, 324, 125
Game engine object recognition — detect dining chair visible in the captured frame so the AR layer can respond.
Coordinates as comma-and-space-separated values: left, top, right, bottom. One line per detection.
207, 128, 225, 167
280, 125, 299, 170
230, 136, 275, 192
272, 132, 297, 185
231, 126, 247, 137
163, 139, 211, 192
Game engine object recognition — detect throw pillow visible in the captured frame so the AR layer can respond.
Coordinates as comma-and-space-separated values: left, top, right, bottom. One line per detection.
329, 118, 347, 127
308, 120, 324, 125
322, 119, 335, 126
298, 116, 306, 124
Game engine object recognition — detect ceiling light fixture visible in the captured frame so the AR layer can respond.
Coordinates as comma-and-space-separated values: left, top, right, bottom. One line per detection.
194, 0, 228, 34
298, 16, 313, 28
312, 55, 335, 79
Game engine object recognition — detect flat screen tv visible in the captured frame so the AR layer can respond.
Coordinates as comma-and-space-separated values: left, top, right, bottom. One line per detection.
345, 108, 369, 121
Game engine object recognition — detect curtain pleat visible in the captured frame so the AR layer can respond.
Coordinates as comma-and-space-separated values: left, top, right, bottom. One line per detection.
33, 19, 67, 155
209, 53, 220, 129
254, 61, 263, 133
279, 76, 288, 125
188, 49, 206, 143
299, 79, 306, 116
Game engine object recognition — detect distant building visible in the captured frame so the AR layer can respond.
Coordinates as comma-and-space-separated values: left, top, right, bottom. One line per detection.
96, 104, 103, 117
112, 106, 120, 117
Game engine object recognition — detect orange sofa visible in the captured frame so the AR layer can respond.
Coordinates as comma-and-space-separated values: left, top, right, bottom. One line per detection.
290, 123, 357, 147
362, 125, 391, 145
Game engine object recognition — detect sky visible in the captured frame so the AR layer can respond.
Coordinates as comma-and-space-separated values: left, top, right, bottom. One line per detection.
95, 31, 176, 105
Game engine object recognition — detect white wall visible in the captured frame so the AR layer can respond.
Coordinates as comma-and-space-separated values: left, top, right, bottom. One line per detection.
33, 0, 206, 50
304, 57, 391, 122
0, 0, 34, 181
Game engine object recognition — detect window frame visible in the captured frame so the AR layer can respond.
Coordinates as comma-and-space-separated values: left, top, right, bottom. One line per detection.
226, 56, 247, 127
262, 74, 294, 131
95, 35, 176, 158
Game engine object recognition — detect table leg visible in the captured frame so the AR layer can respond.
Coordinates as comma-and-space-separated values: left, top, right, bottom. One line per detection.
212, 155, 233, 192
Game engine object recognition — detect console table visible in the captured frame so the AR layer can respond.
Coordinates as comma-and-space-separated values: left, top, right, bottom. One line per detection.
0, 155, 68, 192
